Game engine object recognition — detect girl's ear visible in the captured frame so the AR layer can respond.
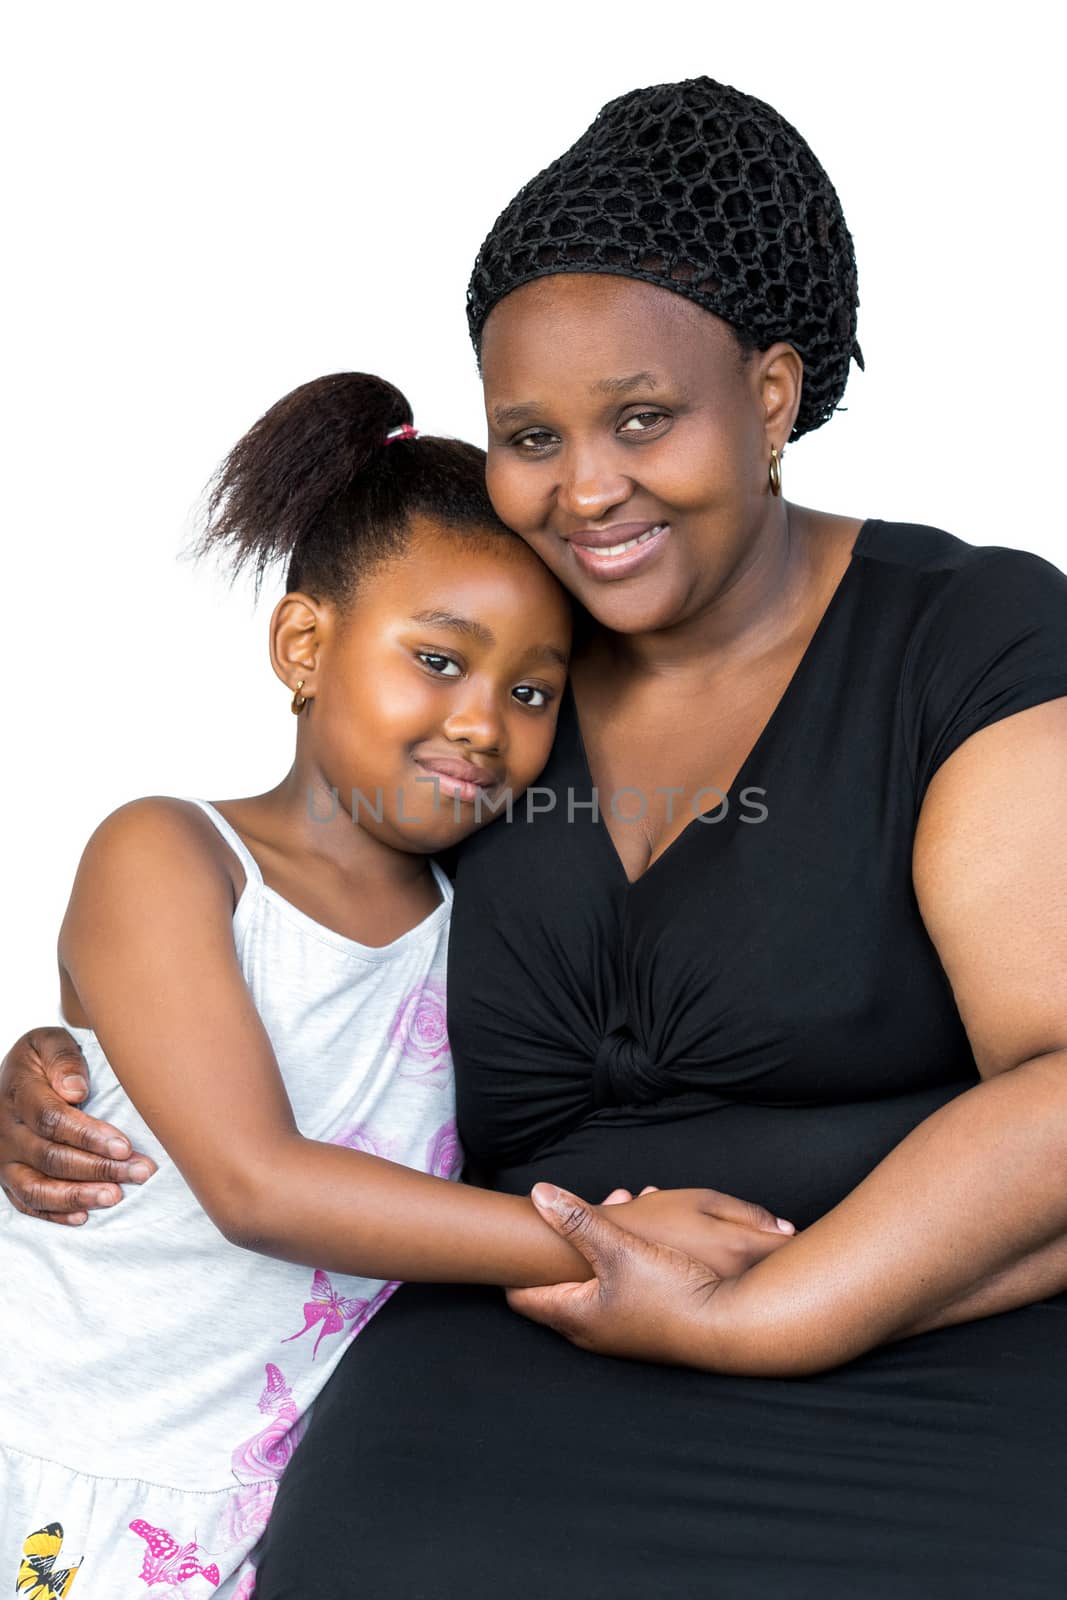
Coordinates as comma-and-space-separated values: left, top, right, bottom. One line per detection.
755, 341, 804, 452
269, 591, 329, 704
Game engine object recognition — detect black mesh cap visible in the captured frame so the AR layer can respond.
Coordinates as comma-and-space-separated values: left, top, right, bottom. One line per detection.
467, 77, 863, 440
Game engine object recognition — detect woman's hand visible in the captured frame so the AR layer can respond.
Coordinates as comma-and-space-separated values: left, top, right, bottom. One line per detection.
601, 1185, 794, 1278
508, 1183, 731, 1366
0, 1027, 155, 1223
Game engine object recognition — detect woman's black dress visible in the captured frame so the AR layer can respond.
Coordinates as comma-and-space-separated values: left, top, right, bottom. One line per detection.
257, 522, 1067, 1599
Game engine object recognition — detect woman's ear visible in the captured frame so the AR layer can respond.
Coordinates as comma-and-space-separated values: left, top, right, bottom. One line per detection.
755, 342, 804, 451
269, 591, 328, 705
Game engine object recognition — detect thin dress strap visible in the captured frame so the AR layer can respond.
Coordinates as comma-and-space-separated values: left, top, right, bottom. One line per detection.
184, 798, 264, 888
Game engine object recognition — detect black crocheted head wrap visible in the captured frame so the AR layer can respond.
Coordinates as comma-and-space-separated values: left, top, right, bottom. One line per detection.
467, 78, 863, 440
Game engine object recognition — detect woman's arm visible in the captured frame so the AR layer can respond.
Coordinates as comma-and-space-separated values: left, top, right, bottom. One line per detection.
54, 798, 788, 1289
509, 698, 1067, 1370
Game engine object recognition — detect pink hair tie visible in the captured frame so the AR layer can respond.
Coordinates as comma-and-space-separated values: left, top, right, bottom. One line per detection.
384, 423, 420, 445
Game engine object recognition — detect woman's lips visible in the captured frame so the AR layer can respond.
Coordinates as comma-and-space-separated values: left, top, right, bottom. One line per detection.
566, 522, 671, 580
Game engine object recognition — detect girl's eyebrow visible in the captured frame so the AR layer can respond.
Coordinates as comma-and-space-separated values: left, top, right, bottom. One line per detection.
523, 643, 570, 669
410, 609, 493, 644
412, 610, 568, 671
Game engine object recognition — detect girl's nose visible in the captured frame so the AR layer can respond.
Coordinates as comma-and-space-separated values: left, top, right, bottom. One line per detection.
556, 443, 632, 523
442, 686, 505, 754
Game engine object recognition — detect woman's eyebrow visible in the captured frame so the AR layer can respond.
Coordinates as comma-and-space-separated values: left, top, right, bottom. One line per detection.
492, 372, 668, 427
591, 370, 660, 395
491, 401, 543, 427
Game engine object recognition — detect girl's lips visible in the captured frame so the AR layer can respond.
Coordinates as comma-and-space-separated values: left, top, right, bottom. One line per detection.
413, 758, 501, 808
567, 523, 671, 580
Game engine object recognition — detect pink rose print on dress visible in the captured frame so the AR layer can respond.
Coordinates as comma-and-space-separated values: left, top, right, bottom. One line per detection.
283, 1269, 371, 1358
232, 1572, 257, 1600
391, 981, 450, 1083
330, 1122, 403, 1163
128, 1520, 220, 1588
231, 1363, 304, 1486
225, 1481, 276, 1545
331, 1122, 384, 1157
425, 1118, 462, 1180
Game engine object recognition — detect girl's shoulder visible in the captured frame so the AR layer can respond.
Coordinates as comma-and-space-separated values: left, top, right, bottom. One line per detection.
73, 796, 245, 909
58, 799, 251, 1029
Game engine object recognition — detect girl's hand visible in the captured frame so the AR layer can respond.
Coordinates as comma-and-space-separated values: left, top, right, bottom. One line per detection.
508, 1183, 729, 1366
0, 1027, 155, 1223
601, 1184, 794, 1278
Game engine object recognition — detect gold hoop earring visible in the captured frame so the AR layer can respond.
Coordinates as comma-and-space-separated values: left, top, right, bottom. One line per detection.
768, 448, 783, 497
290, 679, 308, 715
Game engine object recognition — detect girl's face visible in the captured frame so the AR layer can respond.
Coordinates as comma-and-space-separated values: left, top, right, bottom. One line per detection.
481, 274, 797, 638
290, 516, 571, 853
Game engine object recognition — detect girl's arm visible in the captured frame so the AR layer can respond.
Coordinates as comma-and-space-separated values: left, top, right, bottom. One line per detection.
57, 798, 587, 1286
57, 799, 785, 1289
508, 698, 1067, 1370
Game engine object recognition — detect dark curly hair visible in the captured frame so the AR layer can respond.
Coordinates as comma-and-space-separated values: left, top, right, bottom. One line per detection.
467, 78, 863, 440
196, 373, 514, 602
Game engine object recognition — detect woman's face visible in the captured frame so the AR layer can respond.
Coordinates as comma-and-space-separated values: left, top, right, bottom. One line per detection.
481, 274, 796, 638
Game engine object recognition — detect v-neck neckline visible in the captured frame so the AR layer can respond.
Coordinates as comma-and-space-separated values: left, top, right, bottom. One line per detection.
566, 518, 876, 888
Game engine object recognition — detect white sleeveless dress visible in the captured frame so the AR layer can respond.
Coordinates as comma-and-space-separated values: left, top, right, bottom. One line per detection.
0, 800, 458, 1599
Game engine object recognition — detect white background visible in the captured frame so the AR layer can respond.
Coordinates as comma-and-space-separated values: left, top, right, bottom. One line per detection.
2, 1, 1063, 1042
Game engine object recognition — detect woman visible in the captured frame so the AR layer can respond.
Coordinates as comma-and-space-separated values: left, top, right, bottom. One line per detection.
4, 77, 1067, 1596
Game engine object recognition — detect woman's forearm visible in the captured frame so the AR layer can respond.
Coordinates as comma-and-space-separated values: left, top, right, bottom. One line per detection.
214, 1134, 594, 1288
680, 1050, 1067, 1376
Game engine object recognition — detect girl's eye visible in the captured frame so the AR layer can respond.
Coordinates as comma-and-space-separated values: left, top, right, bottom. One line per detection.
512, 684, 552, 709
417, 652, 462, 677
619, 411, 668, 433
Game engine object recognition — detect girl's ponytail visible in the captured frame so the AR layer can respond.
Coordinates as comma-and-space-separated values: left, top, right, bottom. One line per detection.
196, 374, 503, 601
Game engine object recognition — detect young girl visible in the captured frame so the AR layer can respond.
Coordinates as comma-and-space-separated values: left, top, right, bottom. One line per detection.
2, 373, 787, 1599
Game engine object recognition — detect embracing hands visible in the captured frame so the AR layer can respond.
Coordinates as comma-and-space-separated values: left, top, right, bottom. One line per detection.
510, 1182, 783, 1367
600, 1184, 794, 1281
0, 1027, 156, 1223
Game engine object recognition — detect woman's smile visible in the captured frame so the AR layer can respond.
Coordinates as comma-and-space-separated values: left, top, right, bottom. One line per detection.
564, 520, 672, 580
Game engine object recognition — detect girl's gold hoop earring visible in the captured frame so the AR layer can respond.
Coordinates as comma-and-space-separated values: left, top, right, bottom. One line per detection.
290, 679, 308, 715
768, 447, 783, 497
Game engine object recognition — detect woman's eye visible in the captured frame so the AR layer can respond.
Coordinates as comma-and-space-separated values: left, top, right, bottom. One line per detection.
417, 652, 462, 677
619, 411, 668, 433
512, 684, 552, 708
513, 429, 558, 453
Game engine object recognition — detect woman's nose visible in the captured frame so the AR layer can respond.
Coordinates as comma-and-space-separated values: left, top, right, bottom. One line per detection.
556, 443, 632, 523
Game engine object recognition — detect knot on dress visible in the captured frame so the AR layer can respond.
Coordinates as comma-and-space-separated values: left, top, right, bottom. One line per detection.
590, 1025, 663, 1110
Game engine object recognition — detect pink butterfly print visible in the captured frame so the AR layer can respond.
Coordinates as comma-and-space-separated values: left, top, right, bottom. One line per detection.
257, 1362, 298, 1421
128, 1519, 220, 1588
282, 1269, 369, 1358
232, 1365, 303, 1486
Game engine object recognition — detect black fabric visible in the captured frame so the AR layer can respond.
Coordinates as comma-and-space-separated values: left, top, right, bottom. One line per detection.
466, 77, 863, 440
257, 522, 1067, 1599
